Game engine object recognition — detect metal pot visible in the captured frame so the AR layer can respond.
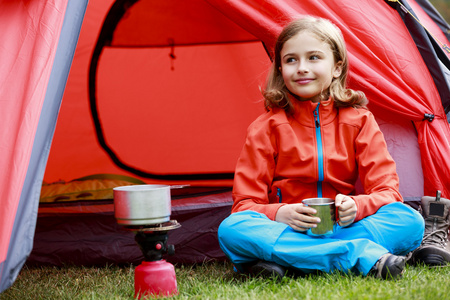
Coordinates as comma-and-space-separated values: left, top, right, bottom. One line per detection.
113, 184, 171, 226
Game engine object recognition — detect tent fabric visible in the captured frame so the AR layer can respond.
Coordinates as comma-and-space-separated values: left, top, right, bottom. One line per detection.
206, 0, 450, 197
387, 0, 450, 196
409, 0, 450, 60
414, 0, 450, 43
406, 0, 450, 124
44, 0, 269, 185
390, 0, 450, 112
110, 0, 260, 47
0, 0, 88, 293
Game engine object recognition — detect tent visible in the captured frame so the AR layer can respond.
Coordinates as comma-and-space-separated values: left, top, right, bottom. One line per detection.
1, 0, 450, 293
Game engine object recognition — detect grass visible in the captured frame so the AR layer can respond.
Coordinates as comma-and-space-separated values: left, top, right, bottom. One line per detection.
2, 261, 450, 299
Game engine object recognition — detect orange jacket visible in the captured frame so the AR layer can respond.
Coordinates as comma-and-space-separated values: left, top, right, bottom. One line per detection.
231, 98, 403, 222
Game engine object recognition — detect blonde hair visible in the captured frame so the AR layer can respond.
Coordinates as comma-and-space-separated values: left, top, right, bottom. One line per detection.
263, 16, 367, 114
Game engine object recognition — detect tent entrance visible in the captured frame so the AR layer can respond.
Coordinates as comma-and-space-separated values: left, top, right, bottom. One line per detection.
88, 0, 270, 182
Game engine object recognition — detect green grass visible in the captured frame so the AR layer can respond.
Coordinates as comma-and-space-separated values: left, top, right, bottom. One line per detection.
2, 261, 450, 299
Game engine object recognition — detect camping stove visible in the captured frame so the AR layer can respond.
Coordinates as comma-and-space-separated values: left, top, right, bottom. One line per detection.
129, 221, 180, 261
113, 185, 181, 299
125, 221, 181, 299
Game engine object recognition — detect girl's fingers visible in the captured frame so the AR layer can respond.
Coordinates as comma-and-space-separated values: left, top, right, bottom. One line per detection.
335, 194, 345, 207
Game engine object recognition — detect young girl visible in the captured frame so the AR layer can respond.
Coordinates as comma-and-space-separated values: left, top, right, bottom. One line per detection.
218, 16, 425, 279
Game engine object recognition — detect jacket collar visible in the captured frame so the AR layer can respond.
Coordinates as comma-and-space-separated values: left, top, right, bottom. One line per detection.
291, 97, 338, 127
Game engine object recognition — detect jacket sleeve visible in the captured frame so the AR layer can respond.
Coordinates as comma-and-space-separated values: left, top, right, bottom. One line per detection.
351, 112, 403, 221
231, 118, 285, 220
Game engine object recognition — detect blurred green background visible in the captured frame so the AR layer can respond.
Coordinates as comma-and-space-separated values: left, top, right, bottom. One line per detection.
429, 0, 450, 23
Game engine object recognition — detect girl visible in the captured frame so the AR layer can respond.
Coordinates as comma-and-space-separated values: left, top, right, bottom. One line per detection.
218, 17, 424, 279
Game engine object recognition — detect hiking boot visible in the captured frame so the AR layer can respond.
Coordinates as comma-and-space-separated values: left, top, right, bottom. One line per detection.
250, 260, 286, 280
410, 191, 450, 266
370, 253, 405, 279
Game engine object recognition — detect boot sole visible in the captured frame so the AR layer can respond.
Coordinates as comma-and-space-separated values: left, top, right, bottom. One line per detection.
411, 246, 450, 266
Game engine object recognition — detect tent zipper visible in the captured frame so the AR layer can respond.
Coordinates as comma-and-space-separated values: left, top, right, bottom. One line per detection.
313, 104, 324, 198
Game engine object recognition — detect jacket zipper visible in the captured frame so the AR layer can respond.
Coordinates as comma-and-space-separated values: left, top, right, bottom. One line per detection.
313, 104, 324, 198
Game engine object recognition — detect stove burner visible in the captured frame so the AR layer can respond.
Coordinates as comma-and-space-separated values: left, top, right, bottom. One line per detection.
124, 220, 181, 233
121, 220, 180, 262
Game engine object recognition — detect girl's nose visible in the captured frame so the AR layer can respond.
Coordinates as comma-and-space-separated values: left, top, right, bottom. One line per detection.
297, 62, 309, 73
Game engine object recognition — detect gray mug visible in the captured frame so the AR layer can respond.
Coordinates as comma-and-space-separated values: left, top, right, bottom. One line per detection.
302, 198, 338, 236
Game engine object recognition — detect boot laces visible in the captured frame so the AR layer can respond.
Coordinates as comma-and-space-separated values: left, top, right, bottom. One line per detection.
422, 228, 447, 248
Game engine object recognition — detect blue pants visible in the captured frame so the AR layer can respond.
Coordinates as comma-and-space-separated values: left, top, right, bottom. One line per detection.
218, 202, 424, 275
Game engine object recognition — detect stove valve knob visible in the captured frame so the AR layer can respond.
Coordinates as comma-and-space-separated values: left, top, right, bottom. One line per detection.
155, 242, 163, 251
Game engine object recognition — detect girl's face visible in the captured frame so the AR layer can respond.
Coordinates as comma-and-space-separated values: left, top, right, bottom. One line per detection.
280, 31, 342, 103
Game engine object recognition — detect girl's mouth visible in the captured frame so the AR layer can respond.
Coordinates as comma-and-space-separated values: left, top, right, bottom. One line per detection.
295, 78, 314, 84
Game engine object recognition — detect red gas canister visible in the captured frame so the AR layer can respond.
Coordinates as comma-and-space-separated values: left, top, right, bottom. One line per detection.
134, 260, 178, 298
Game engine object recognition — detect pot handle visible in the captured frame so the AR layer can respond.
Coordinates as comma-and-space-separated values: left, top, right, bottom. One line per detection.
170, 184, 190, 189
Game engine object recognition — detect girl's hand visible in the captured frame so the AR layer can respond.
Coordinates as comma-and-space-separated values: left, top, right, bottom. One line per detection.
335, 194, 357, 227
275, 203, 321, 232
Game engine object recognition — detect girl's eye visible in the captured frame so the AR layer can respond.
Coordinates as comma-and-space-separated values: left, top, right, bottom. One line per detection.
285, 57, 296, 63
310, 55, 320, 60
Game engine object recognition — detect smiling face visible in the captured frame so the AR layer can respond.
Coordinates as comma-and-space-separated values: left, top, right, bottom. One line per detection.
280, 31, 342, 103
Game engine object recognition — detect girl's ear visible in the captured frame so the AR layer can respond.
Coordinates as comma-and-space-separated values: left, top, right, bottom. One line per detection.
333, 61, 343, 78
